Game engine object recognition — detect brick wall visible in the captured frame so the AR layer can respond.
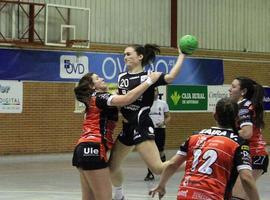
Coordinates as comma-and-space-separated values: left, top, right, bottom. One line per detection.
0, 47, 269, 154
0, 82, 82, 154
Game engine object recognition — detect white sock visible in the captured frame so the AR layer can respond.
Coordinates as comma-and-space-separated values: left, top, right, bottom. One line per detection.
113, 186, 124, 199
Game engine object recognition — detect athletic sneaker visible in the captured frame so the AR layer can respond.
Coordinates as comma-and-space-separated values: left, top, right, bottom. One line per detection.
144, 172, 155, 181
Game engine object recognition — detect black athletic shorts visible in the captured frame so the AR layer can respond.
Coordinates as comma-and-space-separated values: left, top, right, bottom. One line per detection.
252, 155, 269, 174
154, 128, 166, 152
72, 142, 107, 170
118, 117, 155, 146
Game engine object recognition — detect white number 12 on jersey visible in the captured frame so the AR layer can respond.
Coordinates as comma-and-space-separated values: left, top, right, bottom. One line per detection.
191, 149, 218, 175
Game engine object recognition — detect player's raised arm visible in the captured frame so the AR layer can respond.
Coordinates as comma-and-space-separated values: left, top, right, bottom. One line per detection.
164, 50, 185, 83
164, 35, 198, 83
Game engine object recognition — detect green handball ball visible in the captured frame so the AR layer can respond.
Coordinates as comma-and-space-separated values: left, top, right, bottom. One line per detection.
178, 35, 198, 55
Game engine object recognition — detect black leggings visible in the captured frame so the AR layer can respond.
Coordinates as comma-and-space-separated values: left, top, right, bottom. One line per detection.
154, 128, 166, 152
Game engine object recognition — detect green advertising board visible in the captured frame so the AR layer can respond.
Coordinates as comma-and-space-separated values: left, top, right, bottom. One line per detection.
167, 85, 208, 111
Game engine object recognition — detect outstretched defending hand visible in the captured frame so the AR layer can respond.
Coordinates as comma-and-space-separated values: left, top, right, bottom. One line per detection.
149, 185, 166, 199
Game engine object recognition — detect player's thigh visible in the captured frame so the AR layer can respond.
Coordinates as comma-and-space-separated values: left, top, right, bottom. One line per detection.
82, 168, 112, 200
109, 139, 134, 172
78, 169, 95, 200
135, 140, 163, 174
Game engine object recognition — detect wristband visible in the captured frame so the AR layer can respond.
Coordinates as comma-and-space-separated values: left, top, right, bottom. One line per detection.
145, 77, 153, 86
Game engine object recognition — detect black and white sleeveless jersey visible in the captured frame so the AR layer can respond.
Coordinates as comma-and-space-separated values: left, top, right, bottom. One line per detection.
118, 71, 167, 124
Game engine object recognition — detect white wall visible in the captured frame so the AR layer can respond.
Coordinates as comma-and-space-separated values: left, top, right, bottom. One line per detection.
177, 0, 270, 52
1, 0, 270, 52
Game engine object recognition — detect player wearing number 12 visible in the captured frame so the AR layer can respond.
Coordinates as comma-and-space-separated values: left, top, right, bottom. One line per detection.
149, 97, 260, 200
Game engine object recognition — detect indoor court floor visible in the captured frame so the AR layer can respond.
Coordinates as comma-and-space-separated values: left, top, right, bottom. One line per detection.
0, 150, 269, 200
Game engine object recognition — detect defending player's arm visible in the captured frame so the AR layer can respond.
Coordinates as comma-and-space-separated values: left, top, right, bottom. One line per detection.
235, 144, 260, 200
109, 72, 161, 106
149, 154, 186, 199
149, 139, 188, 199
163, 49, 185, 84
239, 169, 260, 200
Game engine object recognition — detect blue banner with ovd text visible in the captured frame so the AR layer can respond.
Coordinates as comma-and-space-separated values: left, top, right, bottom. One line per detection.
264, 87, 270, 111
0, 48, 224, 84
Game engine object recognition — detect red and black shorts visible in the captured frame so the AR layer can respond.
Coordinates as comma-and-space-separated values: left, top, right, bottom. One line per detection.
72, 142, 108, 170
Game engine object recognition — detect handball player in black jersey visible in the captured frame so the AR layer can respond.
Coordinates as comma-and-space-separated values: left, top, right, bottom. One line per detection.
73, 71, 161, 200
109, 44, 185, 200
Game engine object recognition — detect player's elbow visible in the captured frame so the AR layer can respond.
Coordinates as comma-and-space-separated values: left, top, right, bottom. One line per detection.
164, 75, 174, 84
239, 128, 253, 139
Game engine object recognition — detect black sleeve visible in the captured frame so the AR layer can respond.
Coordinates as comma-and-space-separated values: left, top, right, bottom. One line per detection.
234, 143, 252, 171
178, 137, 190, 156
238, 105, 253, 127
95, 93, 112, 109
152, 73, 167, 87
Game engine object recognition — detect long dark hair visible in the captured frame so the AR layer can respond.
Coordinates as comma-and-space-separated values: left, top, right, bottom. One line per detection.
74, 72, 95, 111
236, 76, 265, 128
215, 97, 239, 133
129, 44, 160, 66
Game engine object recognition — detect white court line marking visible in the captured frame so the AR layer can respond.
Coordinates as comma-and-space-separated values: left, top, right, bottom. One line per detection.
0, 167, 73, 175
0, 190, 176, 198
0, 191, 80, 194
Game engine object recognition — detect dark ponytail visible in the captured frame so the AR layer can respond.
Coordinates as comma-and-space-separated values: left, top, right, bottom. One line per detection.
216, 97, 239, 133
129, 44, 160, 66
252, 83, 265, 128
74, 72, 95, 111
143, 44, 160, 66
236, 77, 265, 128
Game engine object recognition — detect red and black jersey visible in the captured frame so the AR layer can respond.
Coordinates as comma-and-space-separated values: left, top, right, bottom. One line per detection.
118, 72, 166, 124
238, 99, 267, 156
177, 127, 252, 200
77, 92, 118, 150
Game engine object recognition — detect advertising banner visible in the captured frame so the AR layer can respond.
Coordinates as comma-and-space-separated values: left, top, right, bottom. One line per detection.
0, 48, 224, 85
263, 87, 270, 111
0, 80, 23, 113
207, 85, 230, 112
74, 85, 270, 113
166, 85, 270, 112
167, 85, 208, 111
